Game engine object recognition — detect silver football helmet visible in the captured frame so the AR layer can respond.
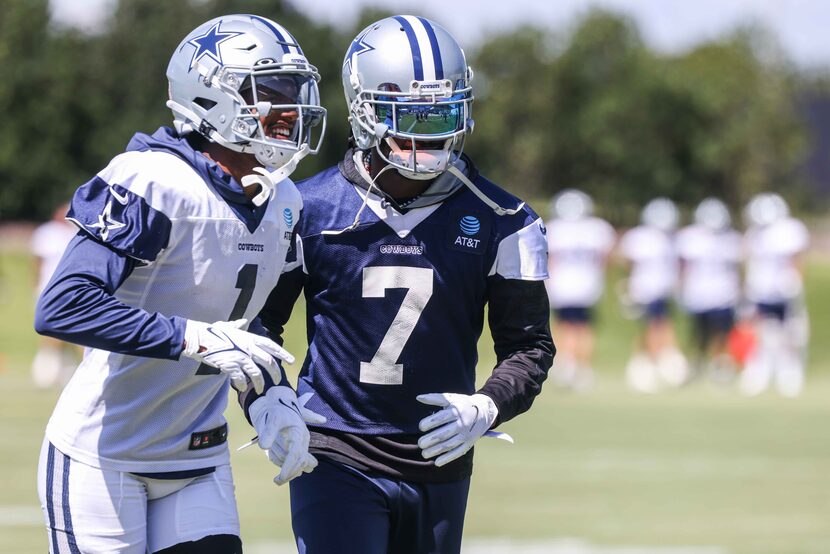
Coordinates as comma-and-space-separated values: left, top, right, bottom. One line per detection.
744, 192, 789, 227
551, 189, 593, 221
641, 197, 679, 232
694, 197, 731, 231
167, 15, 326, 180
342, 15, 474, 180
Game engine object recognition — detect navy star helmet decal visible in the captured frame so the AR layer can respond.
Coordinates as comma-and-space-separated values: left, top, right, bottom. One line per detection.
343, 29, 375, 74
185, 21, 243, 70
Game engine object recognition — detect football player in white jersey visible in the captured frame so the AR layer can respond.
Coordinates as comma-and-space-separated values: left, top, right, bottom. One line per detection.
545, 189, 615, 390
676, 197, 742, 382
33, 15, 326, 554
739, 193, 810, 397
619, 198, 688, 392
30, 202, 81, 389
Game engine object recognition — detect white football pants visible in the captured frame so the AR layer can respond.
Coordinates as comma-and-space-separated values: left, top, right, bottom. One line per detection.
37, 439, 240, 553
739, 319, 804, 397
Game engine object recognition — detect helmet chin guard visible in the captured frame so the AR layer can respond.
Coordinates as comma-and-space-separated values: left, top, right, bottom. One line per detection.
383, 137, 453, 180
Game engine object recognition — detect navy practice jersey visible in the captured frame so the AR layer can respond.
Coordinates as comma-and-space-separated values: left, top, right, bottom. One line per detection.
259, 152, 551, 440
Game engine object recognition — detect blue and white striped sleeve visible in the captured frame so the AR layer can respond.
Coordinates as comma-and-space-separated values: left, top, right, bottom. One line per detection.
33, 173, 185, 359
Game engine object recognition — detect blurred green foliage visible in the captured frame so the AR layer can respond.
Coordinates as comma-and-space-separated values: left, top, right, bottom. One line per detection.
0, 1, 819, 223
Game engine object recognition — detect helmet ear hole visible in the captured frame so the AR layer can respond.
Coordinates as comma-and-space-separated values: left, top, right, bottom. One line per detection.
194, 98, 217, 110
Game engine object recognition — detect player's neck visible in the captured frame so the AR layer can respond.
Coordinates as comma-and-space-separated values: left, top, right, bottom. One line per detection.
200, 144, 260, 201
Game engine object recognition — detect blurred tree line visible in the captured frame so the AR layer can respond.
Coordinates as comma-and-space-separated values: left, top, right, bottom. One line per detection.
0, 0, 824, 223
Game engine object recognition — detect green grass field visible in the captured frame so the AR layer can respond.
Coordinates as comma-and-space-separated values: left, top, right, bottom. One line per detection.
1, 248, 829, 553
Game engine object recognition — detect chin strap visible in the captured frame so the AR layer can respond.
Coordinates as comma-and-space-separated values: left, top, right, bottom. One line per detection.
241, 168, 277, 207
445, 165, 525, 216
243, 144, 310, 207
321, 153, 526, 236
321, 158, 396, 236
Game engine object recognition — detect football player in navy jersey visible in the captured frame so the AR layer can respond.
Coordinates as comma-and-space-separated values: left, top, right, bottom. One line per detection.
254, 15, 553, 554
33, 15, 326, 554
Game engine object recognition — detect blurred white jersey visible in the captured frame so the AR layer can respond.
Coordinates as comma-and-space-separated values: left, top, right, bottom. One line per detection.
31, 220, 77, 295
545, 216, 615, 308
676, 224, 742, 312
744, 217, 809, 303
46, 150, 301, 473
619, 225, 678, 305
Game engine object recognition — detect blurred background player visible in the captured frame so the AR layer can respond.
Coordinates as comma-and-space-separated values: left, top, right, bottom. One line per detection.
739, 193, 810, 397
619, 198, 688, 392
677, 197, 743, 383
30, 202, 80, 388
33, 15, 325, 553
256, 15, 552, 554
545, 189, 615, 390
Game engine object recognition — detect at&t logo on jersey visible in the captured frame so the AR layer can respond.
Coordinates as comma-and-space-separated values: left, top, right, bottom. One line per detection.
282, 208, 294, 241
447, 213, 490, 255
456, 216, 481, 248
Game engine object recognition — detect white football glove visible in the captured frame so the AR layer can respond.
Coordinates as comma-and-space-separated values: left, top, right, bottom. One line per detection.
182, 318, 294, 394
250, 388, 326, 485
417, 392, 499, 467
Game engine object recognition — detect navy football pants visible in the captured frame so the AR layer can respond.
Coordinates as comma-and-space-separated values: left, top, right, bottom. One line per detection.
289, 457, 471, 554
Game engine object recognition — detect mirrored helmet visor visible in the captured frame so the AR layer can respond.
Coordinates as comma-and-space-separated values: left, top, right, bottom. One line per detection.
376, 95, 465, 137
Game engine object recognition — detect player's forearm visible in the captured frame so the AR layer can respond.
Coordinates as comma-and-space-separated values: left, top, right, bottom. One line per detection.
236, 270, 306, 418
33, 234, 185, 359
258, 265, 305, 344
480, 278, 554, 425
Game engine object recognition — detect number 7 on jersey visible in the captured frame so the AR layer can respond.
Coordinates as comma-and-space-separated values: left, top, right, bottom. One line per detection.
360, 266, 433, 385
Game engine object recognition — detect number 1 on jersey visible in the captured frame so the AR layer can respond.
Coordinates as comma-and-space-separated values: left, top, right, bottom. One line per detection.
195, 263, 258, 376
360, 266, 433, 385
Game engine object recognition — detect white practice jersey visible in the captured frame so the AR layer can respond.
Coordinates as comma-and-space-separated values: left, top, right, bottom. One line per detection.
31, 220, 77, 295
46, 150, 300, 473
545, 216, 615, 308
744, 217, 809, 303
676, 224, 742, 312
619, 225, 678, 305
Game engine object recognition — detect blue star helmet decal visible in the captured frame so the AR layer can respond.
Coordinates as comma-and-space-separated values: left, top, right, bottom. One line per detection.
343, 29, 375, 74
186, 21, 243, 70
